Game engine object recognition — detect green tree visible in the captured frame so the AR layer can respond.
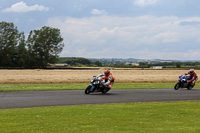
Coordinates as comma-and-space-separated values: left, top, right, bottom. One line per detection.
176, 62, 181, 68
94, 61, 102, 66
15, 32, 28, 68
0, 21, 19, 67
58, 57, 93, 66
27, 26, 64, 68
139, 62, 148, 66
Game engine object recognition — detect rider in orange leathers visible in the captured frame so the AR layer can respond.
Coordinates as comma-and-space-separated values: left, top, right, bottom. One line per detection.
97, 69, 115, 90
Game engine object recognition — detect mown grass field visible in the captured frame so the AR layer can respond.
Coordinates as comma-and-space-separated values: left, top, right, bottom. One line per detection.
1, 101, 200, 133
1, 82, 200, 91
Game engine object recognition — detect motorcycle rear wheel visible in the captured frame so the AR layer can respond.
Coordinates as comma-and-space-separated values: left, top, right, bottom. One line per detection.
187, 86, 192, 90
85, 85, 92, 94
174, 83, 180, 90
102, 88, 109, 94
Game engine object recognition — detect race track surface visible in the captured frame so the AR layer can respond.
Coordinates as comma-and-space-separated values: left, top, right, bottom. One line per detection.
0, 89, 200, 109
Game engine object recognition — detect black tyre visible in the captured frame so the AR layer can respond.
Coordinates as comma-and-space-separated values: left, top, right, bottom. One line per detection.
85, 85, 91, 94
187, 85, 192, 90
102, 88, 109, 94
174, 83, 180, 90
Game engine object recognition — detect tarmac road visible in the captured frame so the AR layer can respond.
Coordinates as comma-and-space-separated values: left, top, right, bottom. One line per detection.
0, 89, 200, 109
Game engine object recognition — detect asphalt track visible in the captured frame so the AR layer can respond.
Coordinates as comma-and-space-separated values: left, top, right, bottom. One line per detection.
0, 89, 200, 109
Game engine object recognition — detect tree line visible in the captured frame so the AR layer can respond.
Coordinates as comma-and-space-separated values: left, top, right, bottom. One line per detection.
57, 57, 200, 69
0, 21, 64, 68
57, 57, 103, 67
108, 61, 200, 68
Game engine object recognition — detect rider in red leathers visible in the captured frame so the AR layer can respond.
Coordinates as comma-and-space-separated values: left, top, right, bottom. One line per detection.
185, 69, 198, 86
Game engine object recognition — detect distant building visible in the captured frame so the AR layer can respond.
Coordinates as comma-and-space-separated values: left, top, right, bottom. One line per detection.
153, 66, 163, 69
125, 62, 139, 66
48, 63, 68, 68
160, 61, 172, 63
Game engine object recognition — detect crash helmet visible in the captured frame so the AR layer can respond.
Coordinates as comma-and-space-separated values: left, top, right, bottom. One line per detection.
104, 69, 110, 76
190, 69, 194, 74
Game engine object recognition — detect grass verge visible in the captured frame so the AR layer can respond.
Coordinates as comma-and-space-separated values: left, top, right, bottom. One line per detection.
0, 101, 200, 133
1, 82, 199, 91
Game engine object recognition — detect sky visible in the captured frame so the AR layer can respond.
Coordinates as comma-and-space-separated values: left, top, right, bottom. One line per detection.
0, 0, 200, 60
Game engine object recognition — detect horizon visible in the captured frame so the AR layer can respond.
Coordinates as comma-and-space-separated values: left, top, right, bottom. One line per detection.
60, 56, 200, 62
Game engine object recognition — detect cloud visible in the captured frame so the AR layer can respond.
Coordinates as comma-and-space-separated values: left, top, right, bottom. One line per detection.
133, 0, 158, 7
133, 49, 200, 60
47, 15, 200, 59
180, 21, 200, 26
90, 9, 107, 15
2, 1, 49, 13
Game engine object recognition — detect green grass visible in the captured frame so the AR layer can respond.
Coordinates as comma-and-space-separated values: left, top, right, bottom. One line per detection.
0, 83, 88, 91
1, 82, 198, 91
0, 101, 200, 133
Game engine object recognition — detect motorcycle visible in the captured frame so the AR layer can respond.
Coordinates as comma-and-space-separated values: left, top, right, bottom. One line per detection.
85, 76, 110, 94
174, 75, 197, 90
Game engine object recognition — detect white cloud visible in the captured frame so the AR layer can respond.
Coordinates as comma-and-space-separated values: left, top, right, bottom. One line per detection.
134, 50, 200, 60
133, 0, 158, 7
47, 15, 200, 59
2, 1, 49, 13
90, 9, 107, 15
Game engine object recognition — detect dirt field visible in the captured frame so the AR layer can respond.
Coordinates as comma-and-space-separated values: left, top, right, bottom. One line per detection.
0, 69, 199, 83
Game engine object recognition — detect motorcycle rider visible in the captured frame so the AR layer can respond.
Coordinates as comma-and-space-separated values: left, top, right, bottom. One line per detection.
185, 69, 198, 86
97, 69, 115, 90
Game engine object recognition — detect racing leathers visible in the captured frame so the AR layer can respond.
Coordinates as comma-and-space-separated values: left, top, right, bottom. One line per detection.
186, 71, 198, 86
97, 73, 115, 89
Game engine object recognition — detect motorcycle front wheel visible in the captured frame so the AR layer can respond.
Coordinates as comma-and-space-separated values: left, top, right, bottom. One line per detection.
174, 83, 180, 90
85, 85, 92, 94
